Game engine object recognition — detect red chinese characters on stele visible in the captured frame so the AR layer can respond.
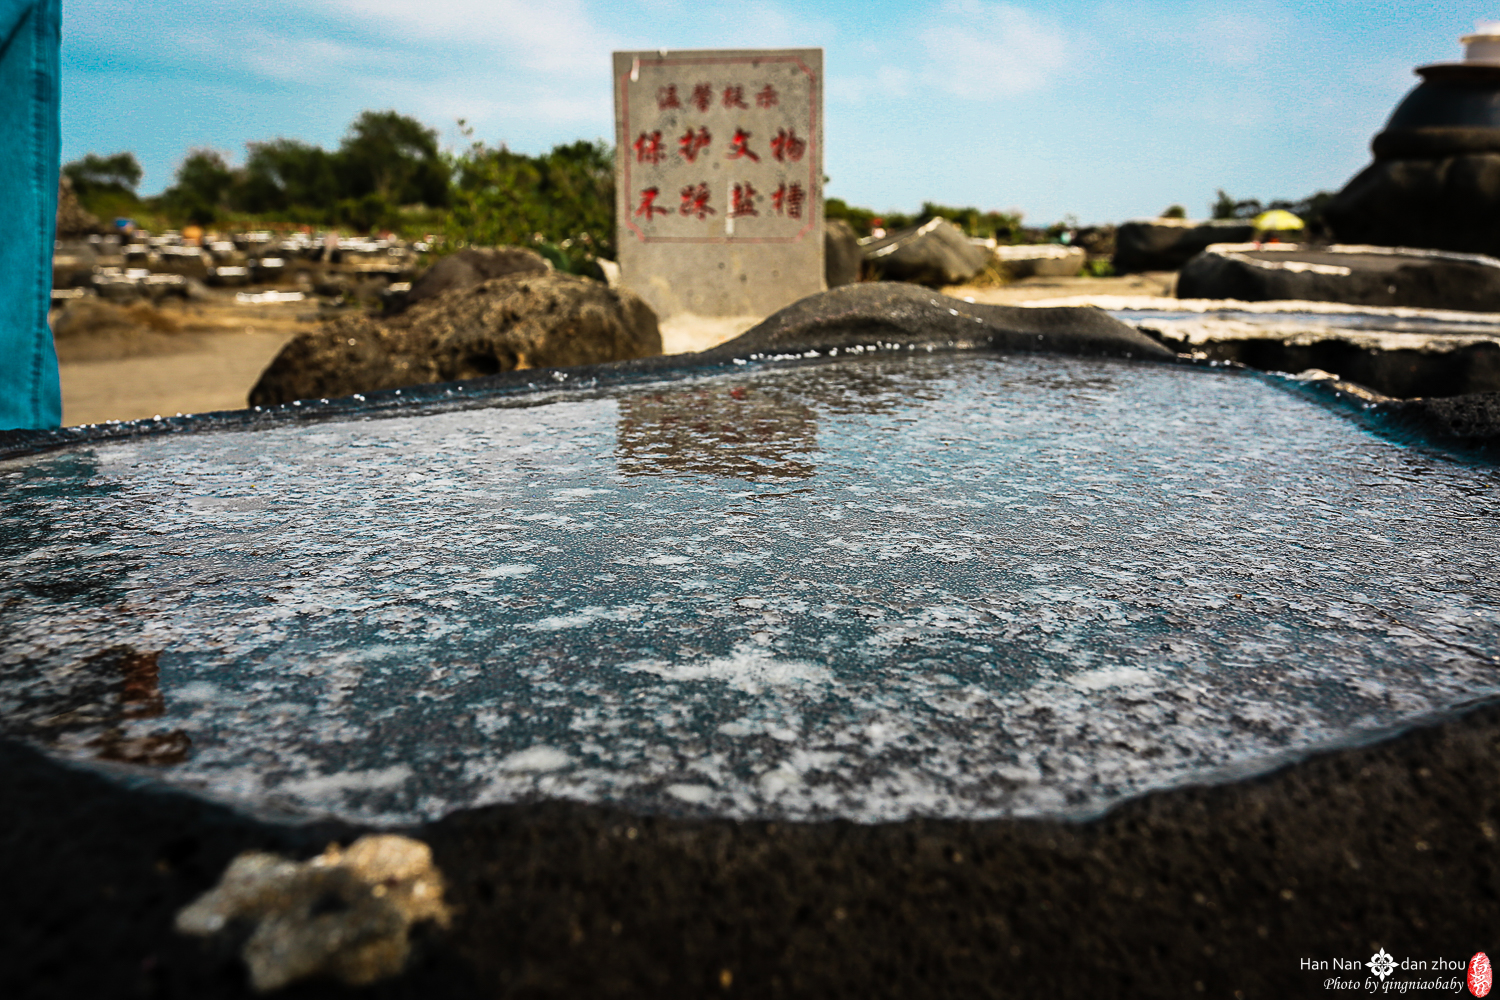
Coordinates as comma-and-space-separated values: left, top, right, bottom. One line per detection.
632, 130, 664, 165
678, 127, 712, 163
770, 128, 806, 163
727, 128, 760, 162
680, 183, 714, 219
771, 182, 806, 219
626, 70, 813, 235
634, 187, 668, 219
1471, 952, 1493, 998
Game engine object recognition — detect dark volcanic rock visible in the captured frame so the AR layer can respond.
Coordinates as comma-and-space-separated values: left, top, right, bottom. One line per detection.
1380, 389, 1500, 448
8, 697, 1500, 998
1325, 150, 1500, 256
249, 272, 661, 407
824, 219, 861, 288
1112, 218, 1256, 273
404, 247, 552, 310
1142, 319, 1500, 399
861, 219, 989, 286
714, 282, 1175, 361
1176, 245, 1500, 311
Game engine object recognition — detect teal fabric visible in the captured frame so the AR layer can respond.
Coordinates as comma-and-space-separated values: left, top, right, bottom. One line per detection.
0, 0, 60, 430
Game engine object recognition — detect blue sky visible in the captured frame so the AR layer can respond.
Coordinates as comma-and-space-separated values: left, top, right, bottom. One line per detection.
60, 1, 1494, 225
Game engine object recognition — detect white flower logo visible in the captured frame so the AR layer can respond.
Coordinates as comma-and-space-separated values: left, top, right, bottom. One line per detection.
1369, 948, 1397, 981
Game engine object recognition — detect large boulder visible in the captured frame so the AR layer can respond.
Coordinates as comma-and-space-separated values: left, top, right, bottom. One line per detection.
403, 247, 551, 310
860, 219, 989, 286
994, 244, 1086, 278
54, 177, 99, 238
1112, 219, 1257, 273
249, 271, 661, 406
1176, 244, 1500, 311
1324, 146, 1500, 256
824, 219, 861, 288
711, 282, 1175, 361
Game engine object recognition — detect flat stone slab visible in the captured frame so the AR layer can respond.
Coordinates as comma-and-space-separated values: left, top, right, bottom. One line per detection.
1177, 243, 1500, 311
1011, 294, 1500, 398
4, 352, 1498, 827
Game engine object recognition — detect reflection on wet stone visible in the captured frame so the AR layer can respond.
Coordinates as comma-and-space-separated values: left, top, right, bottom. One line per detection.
4, 644, 189, 766
616, 384, 817, 481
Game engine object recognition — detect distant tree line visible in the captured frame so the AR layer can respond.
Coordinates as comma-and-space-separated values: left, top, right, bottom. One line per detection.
1211, 188, 1335, 238
67, 111, 452, 232
826, 199, 1026, 242
65, 110, 621, 271
68, 108, 1079, 268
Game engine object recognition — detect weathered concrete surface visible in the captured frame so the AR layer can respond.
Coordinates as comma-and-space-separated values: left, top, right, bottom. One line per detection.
6, 697, 1500, 998
860, 219, 988, 287
714, 281, 1176, 361
1112, 218, 1256, 273
249, 272, 661, 406
1176, 244, 1500, 311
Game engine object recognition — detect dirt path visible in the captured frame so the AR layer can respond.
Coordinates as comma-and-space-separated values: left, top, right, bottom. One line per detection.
60, 330, 299, 426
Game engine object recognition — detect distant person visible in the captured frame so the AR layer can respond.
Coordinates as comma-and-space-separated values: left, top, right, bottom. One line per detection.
0, 0, 62, 430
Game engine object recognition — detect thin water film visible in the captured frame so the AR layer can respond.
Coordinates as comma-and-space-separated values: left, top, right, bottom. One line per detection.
2, 354, 1498, 824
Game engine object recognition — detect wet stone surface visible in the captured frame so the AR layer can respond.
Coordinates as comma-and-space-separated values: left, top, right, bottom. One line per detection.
2, 353, 1499, 825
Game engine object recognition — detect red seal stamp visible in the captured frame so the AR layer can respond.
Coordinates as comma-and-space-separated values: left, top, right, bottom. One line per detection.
1470, 951, 1493, 997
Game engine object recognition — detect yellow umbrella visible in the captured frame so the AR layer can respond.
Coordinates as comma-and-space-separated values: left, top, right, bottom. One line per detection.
1252, 209, 1304, 231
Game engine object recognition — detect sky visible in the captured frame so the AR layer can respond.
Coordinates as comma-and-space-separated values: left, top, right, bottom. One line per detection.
59, 0, 1496, 225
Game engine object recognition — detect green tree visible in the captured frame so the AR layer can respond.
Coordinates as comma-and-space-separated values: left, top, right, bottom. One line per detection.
1212, 189, 1263, 220
62, 151, 142, 196
336, 110, 450, 209
446, 136, 614, 266
236, 139, 340, 215
918, 202, 1023, 242
162, 149, 236, 225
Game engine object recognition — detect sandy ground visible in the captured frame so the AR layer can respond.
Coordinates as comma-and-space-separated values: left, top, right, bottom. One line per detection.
56, 295, 313, 426
60, 332, 299, 426
55, 274, 1179, 427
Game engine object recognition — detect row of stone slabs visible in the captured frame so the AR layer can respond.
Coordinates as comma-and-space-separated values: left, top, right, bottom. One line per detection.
1, 350, 1497, 827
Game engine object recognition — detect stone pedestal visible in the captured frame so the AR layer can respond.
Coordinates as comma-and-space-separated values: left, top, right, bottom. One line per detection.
613, 49, 824, 319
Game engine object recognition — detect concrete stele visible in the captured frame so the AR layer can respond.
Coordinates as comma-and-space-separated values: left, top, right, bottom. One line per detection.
614, 48, 824, 319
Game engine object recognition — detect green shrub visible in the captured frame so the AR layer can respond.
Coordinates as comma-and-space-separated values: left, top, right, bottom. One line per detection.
443, 135, 614, 270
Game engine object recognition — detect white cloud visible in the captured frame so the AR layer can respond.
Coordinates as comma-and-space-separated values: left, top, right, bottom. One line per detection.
329, 0, 616, 75
919, 0, 1067, 99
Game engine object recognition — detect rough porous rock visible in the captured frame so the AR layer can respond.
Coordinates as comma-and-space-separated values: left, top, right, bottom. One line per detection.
249, 272, 661, 407
1112, 218, 1256, 273
1325, 149, 1500, 256
860, 219, 989, 286
403, 247, 552, 310
713, 281, 1175, 361
824, 219, 862, 288
1380, 390, 1500, 449
175, 835, 450, 992
1176, 245, 1500, 311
